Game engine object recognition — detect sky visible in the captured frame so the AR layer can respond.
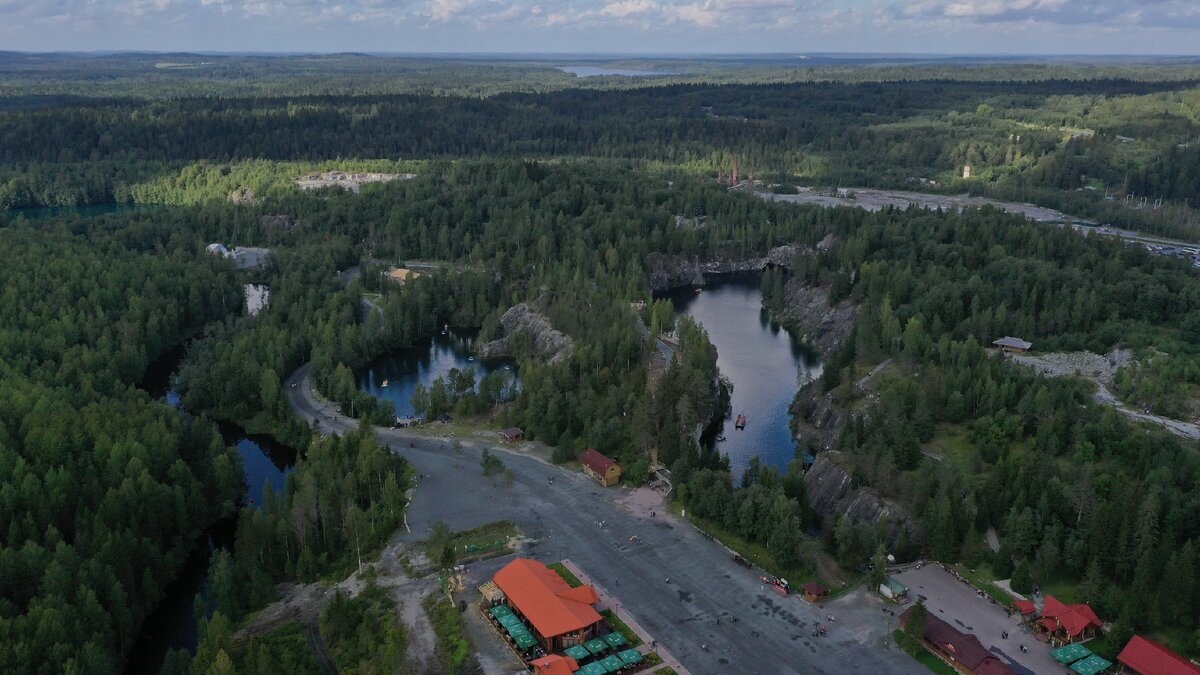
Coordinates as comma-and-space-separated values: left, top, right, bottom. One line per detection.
1, 0, 1199, 55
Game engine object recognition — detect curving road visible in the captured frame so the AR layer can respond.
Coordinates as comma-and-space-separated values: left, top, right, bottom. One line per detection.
285, 363, 922, 675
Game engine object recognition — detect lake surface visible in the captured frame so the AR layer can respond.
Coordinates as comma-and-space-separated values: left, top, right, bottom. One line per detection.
668, 274, 821, 478
127, 342, 298, 675
5, 203, 160, 219
557, 66, 675, 77
357, 330, 517, 418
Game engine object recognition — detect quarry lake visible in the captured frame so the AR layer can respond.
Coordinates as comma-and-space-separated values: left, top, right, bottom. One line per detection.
668, 274, 821, 478
128, 343, 298, 675
356, 329, 518, 419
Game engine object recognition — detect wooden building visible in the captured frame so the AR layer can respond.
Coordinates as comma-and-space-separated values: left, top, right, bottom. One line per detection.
579, 448, 622, 487
1036, 595, 1103, 645
501, 427, 524, 443
992, 336, 1032, 353
492, 559, 603, 652
902, 609, 1016, 675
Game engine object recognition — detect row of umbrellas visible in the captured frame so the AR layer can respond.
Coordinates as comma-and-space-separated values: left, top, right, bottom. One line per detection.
488, 605, 643, 672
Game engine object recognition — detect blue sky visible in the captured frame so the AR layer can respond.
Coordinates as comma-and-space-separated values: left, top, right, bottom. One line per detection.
1, 0, 1199, 54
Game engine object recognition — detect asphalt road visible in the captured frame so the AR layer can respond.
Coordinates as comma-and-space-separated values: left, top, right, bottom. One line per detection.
286, 364, 923, 675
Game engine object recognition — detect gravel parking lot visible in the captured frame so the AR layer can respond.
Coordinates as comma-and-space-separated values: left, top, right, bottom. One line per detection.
287, 363, 924, 675
892, 565, 1061, 675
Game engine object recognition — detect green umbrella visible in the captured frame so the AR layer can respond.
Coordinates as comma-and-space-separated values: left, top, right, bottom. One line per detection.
618, 649, 644, 665
498, 614, 521, 628
579, 664, 607, 675
514, 633, 537, 649
599, 654, 624, 672
584, 638, 608, 655
564, 645, 591, 661
490, 605, 513, 618
1052, 643, 1092, 665
603, 632, 630, 648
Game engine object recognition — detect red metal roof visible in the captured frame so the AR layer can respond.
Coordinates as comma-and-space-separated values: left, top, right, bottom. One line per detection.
1040, 595, 1103, 638
532, 654, 580, 675
580, 448, 617, 475
494, 559, 602, 639
1012, 599, 1035, 615
1118, 636, 1200, 675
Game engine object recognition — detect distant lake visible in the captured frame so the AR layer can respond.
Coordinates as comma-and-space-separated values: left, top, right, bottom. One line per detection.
357, 329, 518, 418
557, 66, 675, 78
668, 274, 821, 478
5, 203, 160, 219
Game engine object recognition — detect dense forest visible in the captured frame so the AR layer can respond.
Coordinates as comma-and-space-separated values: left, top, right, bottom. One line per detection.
4, 55, 1200, 671
2, 71, 1199, 237
0, 226, 244, 673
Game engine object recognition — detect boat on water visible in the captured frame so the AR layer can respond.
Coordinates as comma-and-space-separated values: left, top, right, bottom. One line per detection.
504, 365, 512, 371
716, 435, 727, 442
467, 356, 475, 362
735, 414, 748, 429
381, 379, 389, 388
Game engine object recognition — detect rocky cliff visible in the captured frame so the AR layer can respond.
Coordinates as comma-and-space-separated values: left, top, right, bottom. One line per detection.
804, 452, 916, 541
790, 382, 845, 454
476, 303, 574, 365
773, 280, 856, 359
645, 244, 803, 293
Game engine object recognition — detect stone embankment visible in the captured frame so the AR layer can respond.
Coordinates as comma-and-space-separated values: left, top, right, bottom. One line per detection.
476, 303, 574, 365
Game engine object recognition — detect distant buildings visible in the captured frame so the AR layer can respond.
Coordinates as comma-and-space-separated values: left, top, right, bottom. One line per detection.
962, 165, 973, 179
992, 337, 1032, 353
386, 267, 421, 285
205, 243, 270, 270
294, 171, 415, 193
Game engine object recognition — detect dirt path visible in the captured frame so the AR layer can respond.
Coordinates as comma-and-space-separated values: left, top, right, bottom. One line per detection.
1009, 350, 1200, 440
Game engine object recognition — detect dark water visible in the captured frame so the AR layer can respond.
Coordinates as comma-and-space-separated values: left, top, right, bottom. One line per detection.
557, 66, 676, 77
126, 342, 298, 675
668, 274, 821, 478
357, 330, 517, 417
5, 203, 160, 219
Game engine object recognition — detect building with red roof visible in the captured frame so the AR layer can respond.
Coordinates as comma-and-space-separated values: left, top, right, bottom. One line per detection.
1036, 595, 1103, 644
492, 558, 603, 651
579, 448, 622, 487
1118, 635, 1200, 675
1011, 599, 1035, 616
901, 608, 1016, 675
531, 654, 580, 675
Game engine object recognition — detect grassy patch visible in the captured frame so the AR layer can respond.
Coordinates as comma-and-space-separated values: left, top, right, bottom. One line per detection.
951, 563, 1017, 606
685, 512, 816, 587
547, 562, 583, 588
654, 668, 678, 675
893, 629, 959, 675
423, 594, 477, 675
425, 520, 521, 564
600, 609, 644, 647
923, 423, 976, 468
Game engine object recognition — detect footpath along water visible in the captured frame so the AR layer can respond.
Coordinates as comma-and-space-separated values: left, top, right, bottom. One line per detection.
668, 273, 821, 479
